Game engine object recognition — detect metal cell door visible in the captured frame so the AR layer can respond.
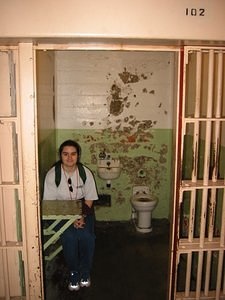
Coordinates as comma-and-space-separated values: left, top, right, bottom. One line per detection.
169, 47, 225, 300
0, 45, 43, 299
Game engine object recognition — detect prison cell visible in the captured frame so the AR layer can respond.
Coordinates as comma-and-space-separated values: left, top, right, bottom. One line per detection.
0, 45, 225, 299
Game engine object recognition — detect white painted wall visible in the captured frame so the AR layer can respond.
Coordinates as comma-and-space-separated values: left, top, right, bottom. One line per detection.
0, 0, 225, 42
55, 50, 175, 129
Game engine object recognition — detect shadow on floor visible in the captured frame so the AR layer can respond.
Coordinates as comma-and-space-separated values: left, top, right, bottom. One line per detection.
43, 219, 170, 300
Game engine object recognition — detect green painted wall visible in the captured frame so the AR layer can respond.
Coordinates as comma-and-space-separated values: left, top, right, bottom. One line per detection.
54, 127, 173, 221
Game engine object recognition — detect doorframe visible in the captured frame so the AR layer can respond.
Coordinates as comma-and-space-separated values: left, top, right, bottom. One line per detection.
167, 47, 184, 300
18, 43, 44, 298
5, 42, 180, 299
0, 43, 44, 299
34, 42, 181, 298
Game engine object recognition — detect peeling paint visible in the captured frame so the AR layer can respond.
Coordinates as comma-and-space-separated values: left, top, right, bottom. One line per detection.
62, 126, 172, 218
118, 68, 140, 84
109, 99, 124, 116
107, 82, 130, 116
127, 135, 136, 143
57, 59, 173, 219
79, 67, 161, 130
110, 83, 122, 100
115, 191, 126, 204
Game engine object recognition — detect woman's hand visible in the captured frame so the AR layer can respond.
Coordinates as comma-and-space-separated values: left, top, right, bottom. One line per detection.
74, 216, 85, 229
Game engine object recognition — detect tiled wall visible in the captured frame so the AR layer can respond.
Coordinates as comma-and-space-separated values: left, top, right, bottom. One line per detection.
39, 50, 177, 221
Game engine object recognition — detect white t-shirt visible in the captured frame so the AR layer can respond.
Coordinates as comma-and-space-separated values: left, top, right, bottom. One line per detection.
43, 164, 98, 201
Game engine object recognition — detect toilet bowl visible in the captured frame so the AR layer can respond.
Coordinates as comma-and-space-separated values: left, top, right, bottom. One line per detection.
130, 186, 158, 233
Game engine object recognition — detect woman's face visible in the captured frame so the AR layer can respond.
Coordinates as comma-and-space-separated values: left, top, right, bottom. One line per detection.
61, 146, 78, 169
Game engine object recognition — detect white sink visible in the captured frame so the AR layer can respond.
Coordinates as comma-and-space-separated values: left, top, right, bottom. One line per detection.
97, 159, 121, 180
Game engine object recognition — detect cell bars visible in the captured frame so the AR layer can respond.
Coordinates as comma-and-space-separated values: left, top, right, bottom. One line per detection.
176, 48, 225, 300
0, 50, 28, 299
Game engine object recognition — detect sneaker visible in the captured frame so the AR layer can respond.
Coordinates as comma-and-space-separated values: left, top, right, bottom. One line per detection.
80, 274, 91, 288
68, 271, 80, 291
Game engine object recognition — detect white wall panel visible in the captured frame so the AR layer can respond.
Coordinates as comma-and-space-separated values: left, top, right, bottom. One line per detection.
55, 50, 175, 129
0, 0, 225, 41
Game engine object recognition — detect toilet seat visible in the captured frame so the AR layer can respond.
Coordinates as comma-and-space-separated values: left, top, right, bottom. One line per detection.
130, 185, 158, 233
132, 192, 154, 205
131, 198, 156, 209
135, 197, 153, 202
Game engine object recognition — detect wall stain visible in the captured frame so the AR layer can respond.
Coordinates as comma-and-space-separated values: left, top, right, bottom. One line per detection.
78, 66, 170, 208
159, 144, 168, 163
120, 155, 167, 198
127, 135, 136, 143
115, 124, 121, 130
115, 191, 126, 204
109, 100, 124, 116
107, 82, 129, 116
110, 83, 122, 100
85, 131, 169, 206
105, 68, 153, 118
141, 73, 148, 80
118, 68, 140, 84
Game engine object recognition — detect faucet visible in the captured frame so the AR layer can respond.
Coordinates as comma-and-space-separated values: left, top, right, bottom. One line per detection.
99, 149, 106, 159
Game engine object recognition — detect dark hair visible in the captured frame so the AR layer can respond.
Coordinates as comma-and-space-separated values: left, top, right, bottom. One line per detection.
58, 140, 81, 162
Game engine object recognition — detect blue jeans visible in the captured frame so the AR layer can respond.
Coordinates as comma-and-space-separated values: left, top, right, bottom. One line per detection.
60, 215, 95, 275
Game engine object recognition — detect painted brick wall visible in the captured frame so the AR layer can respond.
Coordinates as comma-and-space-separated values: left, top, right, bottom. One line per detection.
55, 51, 175, 130
42, 50, 177, 220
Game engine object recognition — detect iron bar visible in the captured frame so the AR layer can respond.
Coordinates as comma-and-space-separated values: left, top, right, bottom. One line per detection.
185, 253, 192, 297
216, 250, 224, 299
204, 251, 212, 296
196, 251, 204, 299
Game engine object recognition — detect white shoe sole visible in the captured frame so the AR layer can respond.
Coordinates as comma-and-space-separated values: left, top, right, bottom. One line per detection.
68, 283, 80, 291
80, 279, 91, 288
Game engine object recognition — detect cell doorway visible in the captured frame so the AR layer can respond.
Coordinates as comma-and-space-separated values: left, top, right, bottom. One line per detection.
36, 48, 179, 300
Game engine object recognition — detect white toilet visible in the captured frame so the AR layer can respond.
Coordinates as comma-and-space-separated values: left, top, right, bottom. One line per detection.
130, 186, 158, 233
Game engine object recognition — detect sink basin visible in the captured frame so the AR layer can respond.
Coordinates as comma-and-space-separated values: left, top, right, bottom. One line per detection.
97, 159, 121, 180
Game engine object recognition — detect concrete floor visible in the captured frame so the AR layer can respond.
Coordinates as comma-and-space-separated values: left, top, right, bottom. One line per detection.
43, 219, 170, 300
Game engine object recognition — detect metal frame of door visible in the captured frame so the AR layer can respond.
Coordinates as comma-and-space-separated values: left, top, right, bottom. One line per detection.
0, 44, 43, 300
169, 46, 225, 300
